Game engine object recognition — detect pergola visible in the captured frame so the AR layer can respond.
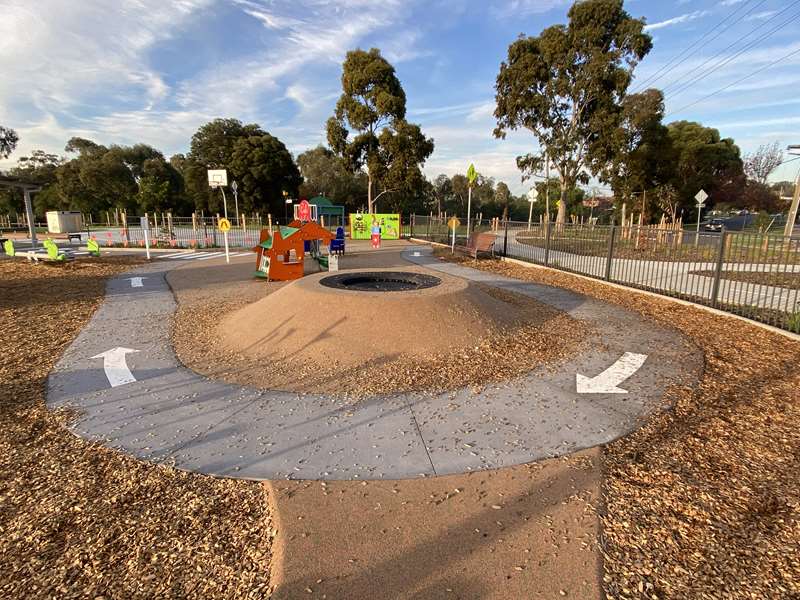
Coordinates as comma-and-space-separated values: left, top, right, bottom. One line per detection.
0, 175, 41, 248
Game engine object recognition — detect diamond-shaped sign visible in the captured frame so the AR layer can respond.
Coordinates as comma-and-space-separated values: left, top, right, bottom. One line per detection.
695, 189, 708, 203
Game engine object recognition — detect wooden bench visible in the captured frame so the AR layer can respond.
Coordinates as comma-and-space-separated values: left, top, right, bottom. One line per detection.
458, 232, 496, 260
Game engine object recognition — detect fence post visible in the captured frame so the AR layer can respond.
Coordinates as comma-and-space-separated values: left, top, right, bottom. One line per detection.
605, 222, 617, 281
544, 221, 552, 266
213, 214, 219, 246
503, 219, 509, 257
711, 228, 727, 307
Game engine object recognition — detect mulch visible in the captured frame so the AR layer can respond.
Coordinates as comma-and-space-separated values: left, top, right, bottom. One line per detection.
437, 251, 800, 599
0, 257, 274, 599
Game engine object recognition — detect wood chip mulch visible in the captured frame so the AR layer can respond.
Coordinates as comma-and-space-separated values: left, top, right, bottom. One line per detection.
0, 258, 274, 599
438, 252, 800, 599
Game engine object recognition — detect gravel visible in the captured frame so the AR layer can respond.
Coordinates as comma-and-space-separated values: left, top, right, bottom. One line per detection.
0, 258, 274, 599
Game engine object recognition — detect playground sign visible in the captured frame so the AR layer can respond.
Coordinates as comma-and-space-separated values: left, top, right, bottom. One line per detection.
447, 216, 461, 229
297, 199, 312, 222
349, 213, 400, 240
218, 218, 232, 233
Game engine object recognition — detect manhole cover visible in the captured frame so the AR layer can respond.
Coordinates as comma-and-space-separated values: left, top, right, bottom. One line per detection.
320, 271, 442, 292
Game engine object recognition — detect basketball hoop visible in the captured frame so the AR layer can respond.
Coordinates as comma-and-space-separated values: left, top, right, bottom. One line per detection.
207, 169, 228, 188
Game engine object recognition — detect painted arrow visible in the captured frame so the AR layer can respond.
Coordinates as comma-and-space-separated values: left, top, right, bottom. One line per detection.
576, 352, 648, 394
126, 276, 147, 288
91, 347, 140, 387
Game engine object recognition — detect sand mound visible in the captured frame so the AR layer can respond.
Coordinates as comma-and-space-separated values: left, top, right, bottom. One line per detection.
220, 268, 537, 371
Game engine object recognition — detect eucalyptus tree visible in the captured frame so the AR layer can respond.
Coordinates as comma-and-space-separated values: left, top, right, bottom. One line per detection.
327, 48, 433, 212
0, 125, 18, 159
494, 0, 652, 223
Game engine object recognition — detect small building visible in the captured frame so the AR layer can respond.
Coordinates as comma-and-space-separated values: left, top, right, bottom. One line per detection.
46, 211, 83, 233
309, 196, 346, 228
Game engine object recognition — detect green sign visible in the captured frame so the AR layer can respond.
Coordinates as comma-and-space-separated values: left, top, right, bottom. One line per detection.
349, 213, 400, 240
467, 163, 478, 186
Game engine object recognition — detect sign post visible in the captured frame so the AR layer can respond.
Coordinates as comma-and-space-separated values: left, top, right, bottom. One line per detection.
527, 187, 538, 231
466, 164, 478, 235
218, 217, 231, 263
448, 216, 461, 253
140, 216, 151, 260
694, 189, 708, 246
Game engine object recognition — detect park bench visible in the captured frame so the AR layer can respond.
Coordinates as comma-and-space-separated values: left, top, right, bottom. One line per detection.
458, 231, 496, 260
67, 233, 83, 245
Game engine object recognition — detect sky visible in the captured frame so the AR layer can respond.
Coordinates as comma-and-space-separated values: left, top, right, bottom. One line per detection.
1, 0, 799, 195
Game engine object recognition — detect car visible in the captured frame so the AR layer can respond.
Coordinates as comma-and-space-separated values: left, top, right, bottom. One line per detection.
704, 218, 725, 232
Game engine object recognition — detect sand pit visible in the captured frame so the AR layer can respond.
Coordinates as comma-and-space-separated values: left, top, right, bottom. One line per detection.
214, 266, 592, 397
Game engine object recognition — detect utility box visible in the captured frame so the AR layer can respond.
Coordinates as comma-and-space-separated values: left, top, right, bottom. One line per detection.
46, 211, 84, 234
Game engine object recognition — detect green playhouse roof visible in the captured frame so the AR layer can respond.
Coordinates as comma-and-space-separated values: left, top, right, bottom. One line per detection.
310, 195, 345, 216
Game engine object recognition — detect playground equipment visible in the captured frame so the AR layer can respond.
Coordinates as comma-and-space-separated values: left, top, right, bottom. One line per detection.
330, 227, 346, 255
3, 238, 69, 262
252, 220, 334, 281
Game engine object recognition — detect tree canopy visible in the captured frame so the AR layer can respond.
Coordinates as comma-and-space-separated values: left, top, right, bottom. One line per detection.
229, 133, 302, 217
0, 125, 19, 159
327, 48, 433, 212
494, 0, 651, 223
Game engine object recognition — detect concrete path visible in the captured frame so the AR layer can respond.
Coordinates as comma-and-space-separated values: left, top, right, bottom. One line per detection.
47, 246, 701, 481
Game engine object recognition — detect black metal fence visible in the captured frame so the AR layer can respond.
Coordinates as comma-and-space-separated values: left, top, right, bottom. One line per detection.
410, 215, 800, 334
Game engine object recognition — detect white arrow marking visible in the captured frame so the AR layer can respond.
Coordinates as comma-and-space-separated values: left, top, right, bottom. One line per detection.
91, 347, 140, 387
576, 352, 648, 394
127, 276, 146, 288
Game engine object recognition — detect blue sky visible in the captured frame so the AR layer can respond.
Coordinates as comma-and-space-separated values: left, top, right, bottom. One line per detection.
1, 0, 798, 194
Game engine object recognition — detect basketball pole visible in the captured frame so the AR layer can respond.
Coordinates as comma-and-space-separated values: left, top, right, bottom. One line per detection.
220, 187, 230, 264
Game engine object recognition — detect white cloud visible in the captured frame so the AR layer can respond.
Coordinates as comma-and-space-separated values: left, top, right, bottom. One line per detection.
746, 10, 778, 21
644, 11, 709, 31
491, 0, 570, 19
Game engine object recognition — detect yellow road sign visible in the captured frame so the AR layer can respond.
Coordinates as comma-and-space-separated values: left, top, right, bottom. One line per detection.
448, 216, 461, 229
218, 218, 231, 233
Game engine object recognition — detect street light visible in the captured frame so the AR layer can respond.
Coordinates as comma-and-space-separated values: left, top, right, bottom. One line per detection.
231, 180, 240, 226
283, 190, 291, 224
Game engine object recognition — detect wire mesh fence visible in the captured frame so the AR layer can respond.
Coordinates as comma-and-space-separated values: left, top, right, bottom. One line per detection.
410, 215, 800, 334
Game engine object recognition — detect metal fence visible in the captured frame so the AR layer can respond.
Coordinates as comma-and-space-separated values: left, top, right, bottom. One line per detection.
410, 215, 800, 334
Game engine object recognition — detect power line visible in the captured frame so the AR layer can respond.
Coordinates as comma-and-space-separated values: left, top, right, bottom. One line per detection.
632, 0, 766, 93
666, 46, 800, 117
662, 2, 800, 99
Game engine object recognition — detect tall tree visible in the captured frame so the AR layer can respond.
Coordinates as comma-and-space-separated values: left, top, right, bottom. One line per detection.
0, 125, 19, 159
186, 118, 266, 213
601, 88, 675, 221
494, 0, 652, 224
495, 181, 512, 220
374, 120, 434, 211
666, 121, 744, 210
327, 48, 432, 213
297, 146, 367, 209
229, 133, 302, 216
743, 141, 783, 185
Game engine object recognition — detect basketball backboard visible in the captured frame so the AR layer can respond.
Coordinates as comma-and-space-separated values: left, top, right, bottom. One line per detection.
208, 169, 228, 188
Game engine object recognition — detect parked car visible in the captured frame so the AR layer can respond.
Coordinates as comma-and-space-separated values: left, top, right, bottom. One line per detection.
704, 218, 725, 232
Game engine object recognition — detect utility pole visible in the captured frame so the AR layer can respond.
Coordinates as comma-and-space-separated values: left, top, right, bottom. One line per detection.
545, 153, 550, 222
785, 145, 800, 239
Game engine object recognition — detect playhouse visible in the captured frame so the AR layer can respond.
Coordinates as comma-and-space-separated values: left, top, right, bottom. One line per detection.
252, 219, 334, 281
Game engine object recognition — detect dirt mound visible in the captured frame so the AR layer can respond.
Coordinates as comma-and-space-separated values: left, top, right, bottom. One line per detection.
211, 267, 589, 397
220, 268, 532, 371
